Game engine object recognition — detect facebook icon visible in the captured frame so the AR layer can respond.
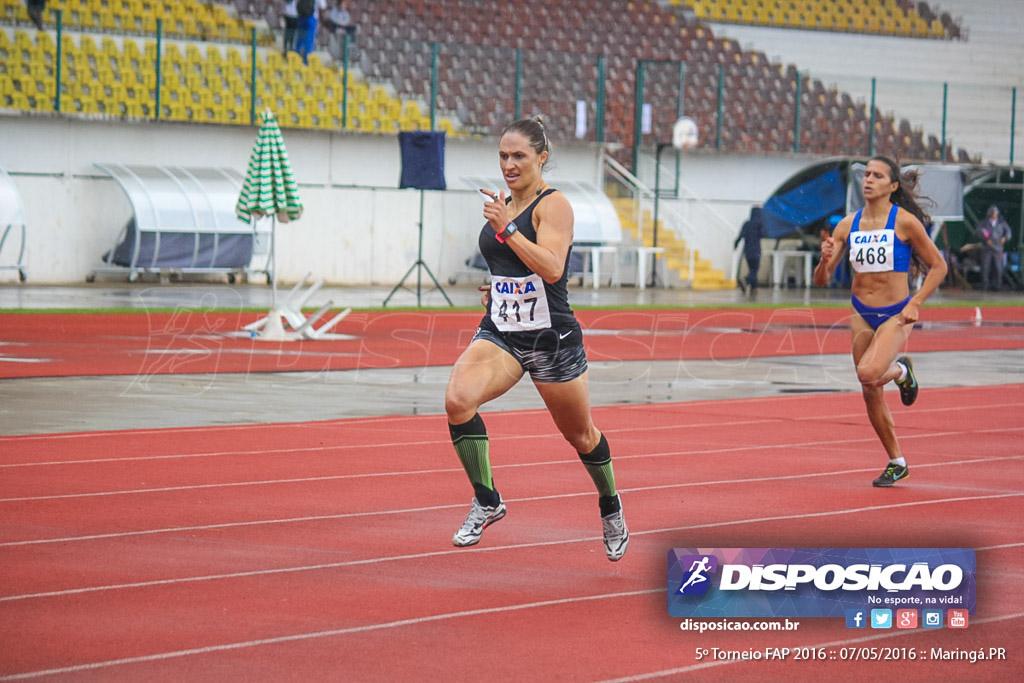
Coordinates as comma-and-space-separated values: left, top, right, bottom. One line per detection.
845, 609, 867, 629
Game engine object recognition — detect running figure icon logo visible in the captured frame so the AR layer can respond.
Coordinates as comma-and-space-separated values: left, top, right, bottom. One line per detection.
676, 555, 718, 595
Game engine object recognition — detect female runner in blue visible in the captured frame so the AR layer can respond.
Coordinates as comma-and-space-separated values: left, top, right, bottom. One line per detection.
813, 156, 947, 487
444, 116, 628, 561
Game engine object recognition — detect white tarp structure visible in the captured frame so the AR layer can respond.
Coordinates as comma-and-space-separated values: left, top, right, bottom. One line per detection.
91, 163, 269, 282
847, 163, 965, 221
0, 165, 27, 282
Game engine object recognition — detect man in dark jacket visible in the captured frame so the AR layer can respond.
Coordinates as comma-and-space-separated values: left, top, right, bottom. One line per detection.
976, 205, 1011, 290
734, 206, 764, 293
26, 0, 46, 30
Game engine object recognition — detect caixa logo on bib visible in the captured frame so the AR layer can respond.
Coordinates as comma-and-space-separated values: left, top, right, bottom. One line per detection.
667, 548, 976, 618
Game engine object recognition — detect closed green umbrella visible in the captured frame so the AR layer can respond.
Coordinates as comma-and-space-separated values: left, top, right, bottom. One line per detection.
237, 109, 303, 225
236, 109, 302, 335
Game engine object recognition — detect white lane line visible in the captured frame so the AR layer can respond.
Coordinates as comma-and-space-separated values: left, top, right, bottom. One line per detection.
0, 588, 664, 681
598, 611, 1024, 682
6, 428, 1018, 502
0, 413, 463, 443
2, 396, 1020, 467
3, 454, 1022, 548
0, 419, 781, 469
4, 574, 1023, 680
3, 491, 1021, 603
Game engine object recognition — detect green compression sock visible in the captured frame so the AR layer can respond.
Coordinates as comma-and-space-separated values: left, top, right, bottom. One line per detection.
578, 433, 617, 500
449, 413, 499, 507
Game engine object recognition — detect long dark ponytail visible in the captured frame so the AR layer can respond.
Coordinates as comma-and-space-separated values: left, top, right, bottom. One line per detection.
871, 155, 932, 274
871, 155, 931, 226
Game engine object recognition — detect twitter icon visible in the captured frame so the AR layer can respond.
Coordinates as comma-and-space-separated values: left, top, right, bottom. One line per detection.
870, 609, 893, 629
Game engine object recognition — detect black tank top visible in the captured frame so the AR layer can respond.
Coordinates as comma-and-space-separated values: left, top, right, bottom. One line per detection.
477, 188, 579, 345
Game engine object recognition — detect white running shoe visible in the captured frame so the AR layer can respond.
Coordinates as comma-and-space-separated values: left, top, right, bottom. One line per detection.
601, 497, 629, 561
452, 496, 506, 547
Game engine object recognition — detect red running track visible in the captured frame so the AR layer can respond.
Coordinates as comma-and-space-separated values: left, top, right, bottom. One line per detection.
1, 385, 1022, 680
1, 306, 1022, 378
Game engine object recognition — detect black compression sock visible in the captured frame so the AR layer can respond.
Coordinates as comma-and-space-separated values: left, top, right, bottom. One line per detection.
578, 433, 619, 507
598, 494, 621, 517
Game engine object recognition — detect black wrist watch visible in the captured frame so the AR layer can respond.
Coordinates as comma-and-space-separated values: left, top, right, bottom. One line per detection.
496, 222, 518, 243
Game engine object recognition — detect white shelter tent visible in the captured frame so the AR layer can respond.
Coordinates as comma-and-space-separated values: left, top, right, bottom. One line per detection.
0, 165, 27, 282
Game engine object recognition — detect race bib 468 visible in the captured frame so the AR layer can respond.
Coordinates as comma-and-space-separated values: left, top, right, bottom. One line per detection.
849, 229, 896, 273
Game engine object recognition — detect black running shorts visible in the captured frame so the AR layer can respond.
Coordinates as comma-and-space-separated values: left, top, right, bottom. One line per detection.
472, 325, 588, 383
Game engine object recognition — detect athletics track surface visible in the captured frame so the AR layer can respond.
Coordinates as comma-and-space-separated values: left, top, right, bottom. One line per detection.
0, 305, 1021, 680
1, 305, 1021, 378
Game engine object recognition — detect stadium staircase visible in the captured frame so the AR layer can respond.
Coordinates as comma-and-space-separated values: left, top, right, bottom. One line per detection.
612, 197, 734, 289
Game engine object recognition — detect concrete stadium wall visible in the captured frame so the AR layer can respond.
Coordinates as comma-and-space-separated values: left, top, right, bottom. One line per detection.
0, 114, 808, 285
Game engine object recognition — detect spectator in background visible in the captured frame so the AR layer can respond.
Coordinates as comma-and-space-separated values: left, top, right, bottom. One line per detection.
282, 0, 299, 55
296, 0, 326, 64
26, 0, 46, 30
976, 205, 1010, 290
324, 0, 356, 40
733, 205, 764, 294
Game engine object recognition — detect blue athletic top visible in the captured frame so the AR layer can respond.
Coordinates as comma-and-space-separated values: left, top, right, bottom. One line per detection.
847, 204, 911, 273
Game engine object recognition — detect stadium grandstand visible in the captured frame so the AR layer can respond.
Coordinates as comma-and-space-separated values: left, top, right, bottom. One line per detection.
0, 0, 990, 159
0, 0, 1020, 289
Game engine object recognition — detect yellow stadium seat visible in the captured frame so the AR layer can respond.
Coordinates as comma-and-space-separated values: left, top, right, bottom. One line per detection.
223, 22, 242, 43
165, 103, 187, 120
96, 9, 117, 31
36, 92, 56, 111
36, 31, 55, 51
350, 82, 369, 103
28, 61, 48, 81
9, 92, 30, 110
264, 52, 282, 69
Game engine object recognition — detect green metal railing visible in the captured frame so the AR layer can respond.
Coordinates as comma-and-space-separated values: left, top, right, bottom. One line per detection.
13, 25, 1019, 167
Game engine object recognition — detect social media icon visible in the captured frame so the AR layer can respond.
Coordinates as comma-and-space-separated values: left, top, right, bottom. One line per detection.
845, 609, 867, 629
948, 609, 969, 629
922, 610, 943, 629
870, 609, 892, 629
896, 609, 918, 629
